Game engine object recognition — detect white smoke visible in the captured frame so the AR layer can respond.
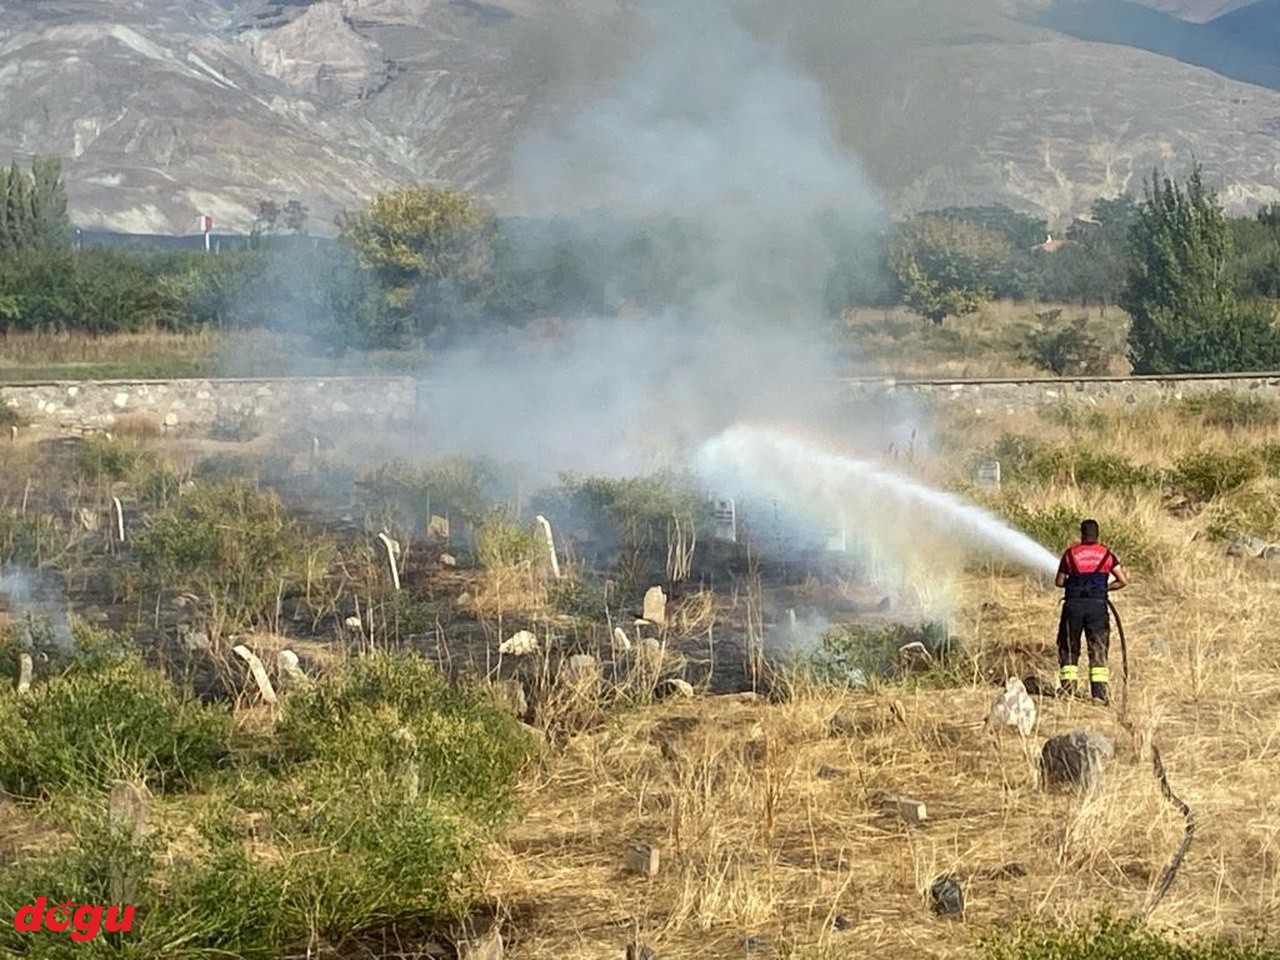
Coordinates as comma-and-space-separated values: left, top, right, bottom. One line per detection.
0, 564, 75, 655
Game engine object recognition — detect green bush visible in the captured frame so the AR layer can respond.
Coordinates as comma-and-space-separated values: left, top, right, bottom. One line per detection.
980, 913, 1280, 960
130, 482, 304, 632
1204, 484, 1280, 541
1172, 449, 1263, 502
274, 652, 532, 823
1022, 320, 1110, 376
999, 501, 1157, 573
75, 436, 160, 485
1181, 389, 1280, 429
473, 504, 541, 570
0, 403, 28, 429
809, 621, 954, 687
207, 407, 261, 443
0, 650, 230, 798
0, 509, 76, 568
976, 435, 1160, 491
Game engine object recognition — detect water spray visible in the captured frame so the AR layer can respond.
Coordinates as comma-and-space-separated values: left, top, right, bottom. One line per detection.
696, 424, 1060, 579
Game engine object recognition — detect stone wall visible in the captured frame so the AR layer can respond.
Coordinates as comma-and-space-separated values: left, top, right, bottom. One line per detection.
0, 377, 421, 433
4, 373, 1280, 435
839, 374, 1280, 414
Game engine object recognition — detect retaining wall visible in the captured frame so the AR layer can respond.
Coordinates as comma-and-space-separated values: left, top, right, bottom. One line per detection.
0, 377, 420, 433
4, 373, 1280, 433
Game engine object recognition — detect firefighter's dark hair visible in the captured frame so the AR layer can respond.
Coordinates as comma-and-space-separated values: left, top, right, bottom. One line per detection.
1080, 518, 1100, 543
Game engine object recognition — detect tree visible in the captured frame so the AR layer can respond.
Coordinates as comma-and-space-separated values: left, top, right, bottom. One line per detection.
888, 215, 1009, 323
5, 161, 31, 253
1122, 166, 1280, 374
28, 156, 71, 252
336, 186, 497, 340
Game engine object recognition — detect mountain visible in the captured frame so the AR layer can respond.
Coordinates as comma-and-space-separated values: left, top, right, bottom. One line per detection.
0, 0, 1278, 234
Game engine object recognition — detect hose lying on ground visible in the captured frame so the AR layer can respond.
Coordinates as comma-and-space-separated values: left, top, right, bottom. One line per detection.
1107, 597, 1196, 916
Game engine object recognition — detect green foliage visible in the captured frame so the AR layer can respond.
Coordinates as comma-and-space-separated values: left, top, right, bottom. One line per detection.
530, 470, 712, 584
1021, 318, 1110, 376
207, 407, 261, 442
0, 646, 230, 798
473, 505, 541, 570
274, 652, 531, 823
75, 436, 161, 485
809, 621, 954, 687
976, 434, 1159, 491
130, 482, 304, 632
336, 186, 497, 341
1180, 389, 1280, 429
979, 913, 1280, 960
0, 652, 533, 958
1204, 482, 1280, 541
356, 455, 502, 531
888, 214, 1010, 323
1171, 449, 1262, 502
1123, 166, 1280, 374
0, 510, 79, 569
999, 501, 1156, 572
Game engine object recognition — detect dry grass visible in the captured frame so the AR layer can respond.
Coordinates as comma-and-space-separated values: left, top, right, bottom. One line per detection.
466, 396, 1280, 959
843, 301, 1130, 379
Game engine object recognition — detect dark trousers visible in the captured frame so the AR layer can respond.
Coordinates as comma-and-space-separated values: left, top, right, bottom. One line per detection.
1057, 597, 1111, 701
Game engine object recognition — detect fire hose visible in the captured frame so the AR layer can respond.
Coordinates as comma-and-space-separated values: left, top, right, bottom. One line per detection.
1104, 597, 1196, 916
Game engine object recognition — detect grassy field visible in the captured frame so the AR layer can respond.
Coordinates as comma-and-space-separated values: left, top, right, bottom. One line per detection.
3, 382, 1280, 958
0, 301, 1130, 382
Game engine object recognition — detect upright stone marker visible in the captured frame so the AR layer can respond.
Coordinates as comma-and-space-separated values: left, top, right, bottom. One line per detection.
428, 514, 450, 542
232, 645, 279, 705
377, 532, 401, 590
976, 459, 1002, 489
535, 515, 561, 579
712, 498, 737, 543
643, 586, 667, 626
15, 653, 33, 694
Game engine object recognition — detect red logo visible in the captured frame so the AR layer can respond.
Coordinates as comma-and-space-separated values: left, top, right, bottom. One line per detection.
13, 897, 135, 942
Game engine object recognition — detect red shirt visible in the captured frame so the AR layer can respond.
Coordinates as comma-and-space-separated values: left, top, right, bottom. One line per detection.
1058, 542, 1118, 578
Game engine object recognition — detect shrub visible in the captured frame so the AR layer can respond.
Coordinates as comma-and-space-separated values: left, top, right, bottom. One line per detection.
1181, 389, 1280, 429
1172, 449, 1263, 502
207, 407, 261, 442
1022, 320, 1110, 376
130, 482, 304, 633
473, 504, 541, 571
0, 509, 77, 568
0, 403, 28, 429
999, 501, 1157, 573
1204, 483, 1280, 541
809, 621, 954, 687
75, 435, 160, 485
976, 435, 1159, 491
0, 649, 231, 798
980, 912, 1280, 960
274, 652, 532, 823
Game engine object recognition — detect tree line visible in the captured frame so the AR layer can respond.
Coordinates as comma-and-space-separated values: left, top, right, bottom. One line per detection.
2, 154, 1279, 373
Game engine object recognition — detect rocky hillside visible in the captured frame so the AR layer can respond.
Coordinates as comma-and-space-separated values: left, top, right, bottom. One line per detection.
1, 0, 1278, 234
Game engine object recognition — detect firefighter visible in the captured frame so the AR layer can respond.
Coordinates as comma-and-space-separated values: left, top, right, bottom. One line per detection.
1054, 518, 1129, 703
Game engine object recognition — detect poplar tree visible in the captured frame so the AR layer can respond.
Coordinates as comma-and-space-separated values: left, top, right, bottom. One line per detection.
29, 155, 71, 251
1122, 165, 1280, 373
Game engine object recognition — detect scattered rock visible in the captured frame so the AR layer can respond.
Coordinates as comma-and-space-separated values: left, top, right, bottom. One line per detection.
163, 412, 179, 427
833, 913, 854, 931
276, 650, 309, 688
1227, 536, 1270, 558
817, 765, 846, 780
343, 615, 363, 631
1040, 729, 1114, 793
499, 630, 538, 656
77, 507, 101, 532
930, 875, 965, 917
830, 710, 862, 736
884, 797, 927, 823
1150, 637, 1170, 656
613, 626, 632, 651
987, 676, 1037, 737
440, 553, 458, 567
455, 592, 472, 609
624, 843, 660, 877
664, 678, 694, 698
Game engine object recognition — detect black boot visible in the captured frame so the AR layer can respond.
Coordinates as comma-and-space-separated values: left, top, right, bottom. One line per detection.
1091, 682, 1109, 705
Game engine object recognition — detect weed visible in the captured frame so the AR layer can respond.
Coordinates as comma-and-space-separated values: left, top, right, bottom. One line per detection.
1204, 482, 1280, 541
999, 501, 1157, 572
75, 436, 160, 485
808, 621, 953, 687
129, 482, 306, 636
207, 407, 261, 443
0, 647, 231, 798
0, 403, 28, 429
1172, 449, 1263, 502
979, 913, 1280, 960
1181, 389, 1280, 429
